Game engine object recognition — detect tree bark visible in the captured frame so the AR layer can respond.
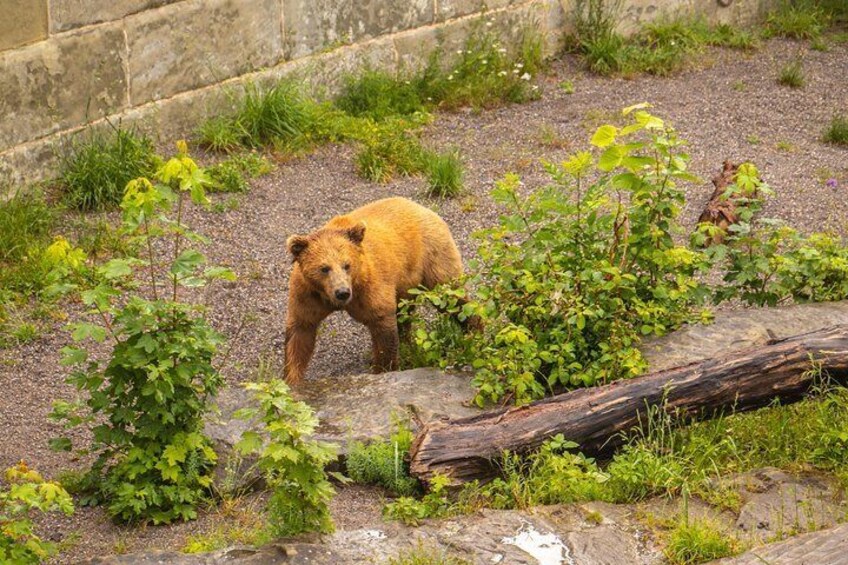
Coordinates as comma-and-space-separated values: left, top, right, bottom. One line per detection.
697, 160, 740, 245
410, 325, 848, 486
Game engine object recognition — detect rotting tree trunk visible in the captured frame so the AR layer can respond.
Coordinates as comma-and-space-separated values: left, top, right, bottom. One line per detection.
410, 325, 848, 486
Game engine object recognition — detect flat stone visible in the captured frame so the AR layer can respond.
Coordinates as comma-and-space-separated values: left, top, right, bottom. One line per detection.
726, 468, 845, 543
282, 0, 434, 60
709, 523, 848, 565
126, 0, 283, 104
0, 0, 48, 51
436, 0, 517, 22
48, 0, 180, 32
642, 301, 848, 372
0, 24, 127, 151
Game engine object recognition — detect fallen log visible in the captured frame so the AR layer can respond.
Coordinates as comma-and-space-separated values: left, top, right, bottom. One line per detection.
409, 324, 848, 485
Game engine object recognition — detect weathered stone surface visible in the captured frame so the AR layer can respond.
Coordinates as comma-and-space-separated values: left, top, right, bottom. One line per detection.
282, 0, 434, 59
710, 523, 848, 565
727, 468, 845, 543
436, 0, 518, 21
48, 0, 179, 32
0, 0, 48, 52
0, 24, 127, 151
126, 0, 283, 103
642, 301, 848, 372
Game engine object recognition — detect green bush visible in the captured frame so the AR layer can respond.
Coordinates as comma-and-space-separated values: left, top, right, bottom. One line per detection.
0, 190, 55, 297
235, 378, 337, 537
1, 462, 74, 564
60, 126, 159, 211
405, 104, 710, 406
764, 0, 829, 39
198, 82, 309, 151
336, 69, 426, 121
49, 143, 233, 524
208, 152, 273, 193
424, 150, 464, 198
663, 514, 741, 565
778, 59, 805, 88
823, 114, 848, 146
346, 423, 418, 496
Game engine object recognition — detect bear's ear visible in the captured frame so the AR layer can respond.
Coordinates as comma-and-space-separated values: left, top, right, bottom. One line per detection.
287, 235, 309, 260
346, 221, 366, 245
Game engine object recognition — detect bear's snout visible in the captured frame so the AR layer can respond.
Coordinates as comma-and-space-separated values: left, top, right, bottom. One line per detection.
334, 288, 352, 303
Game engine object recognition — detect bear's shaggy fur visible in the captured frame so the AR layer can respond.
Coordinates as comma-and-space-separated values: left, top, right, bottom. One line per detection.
284, 197, 463, 383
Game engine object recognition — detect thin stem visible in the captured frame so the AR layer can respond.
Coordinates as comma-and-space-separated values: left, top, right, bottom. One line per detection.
172, 190, 186, 303
143, 214, 159, 302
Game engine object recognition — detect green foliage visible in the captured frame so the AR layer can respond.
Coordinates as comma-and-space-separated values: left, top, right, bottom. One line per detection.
355, 123, 428, 183
60, 125, 159, 211
336, 69, 426, 121
663, 514, 741, 564
823, 114, 848, 146
208, 152, 273, 193
387, 543, 472, 565
50, 143, 232, 524
1, 462, 74, 564
405, 104, 710, 406
235, 378, 337, 537
346, 421, 418, 496
198, 82, 309, 151
424, 149, 464, 198
778, 59, 805, 88
765, 0, 829, 39
0, 190, 55, 297
384, 475, 455, 526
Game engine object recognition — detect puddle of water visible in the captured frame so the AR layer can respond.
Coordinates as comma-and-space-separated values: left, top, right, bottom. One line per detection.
501, 524, 574, 565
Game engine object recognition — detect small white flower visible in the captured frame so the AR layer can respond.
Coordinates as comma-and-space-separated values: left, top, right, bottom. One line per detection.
498, 48, 507, 53
513, 69, 520, 74
531, 85, 539, 90
457, 49, 464, 55
486, 21, 493, 27
448, 74, 454, 81
521, 72, 531, 81
498, 70, 508, 77
482, 59, 488, 65
516, 62, 524, 69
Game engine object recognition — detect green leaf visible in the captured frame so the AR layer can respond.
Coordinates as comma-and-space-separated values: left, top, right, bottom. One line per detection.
49, 437, 73, 452
591, 125, 618, 148
170, 249, 205, 276
235, 431, 263, 455
99, 259, 133, 280
60, 346, 88, 366
70, 323, 107, 343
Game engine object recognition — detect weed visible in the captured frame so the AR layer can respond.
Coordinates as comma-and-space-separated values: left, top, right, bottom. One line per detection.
775, 140, 796, 151
198, 82, 309, 151
356, 127, 426, 183
584, 509, 604, 524
823, 114, 848, 146
537, 123, 570, 149
60, 125, 158, 211
0, 190, 55, 296
11, 322, 38, 344
731, 80, 747, 92
336, 69, 426, 121
459, 194, 478, 213
387, 543, 471, 565
424, 150, 464, 198
346, 421, 418, 496
765, 0, 829, 39
208, 152, 273, 193
746, 134, 761, 145
559, 80, 575, 94
810, 36, 830, 51
663, 513, 741, 564
778, 59, 805, 88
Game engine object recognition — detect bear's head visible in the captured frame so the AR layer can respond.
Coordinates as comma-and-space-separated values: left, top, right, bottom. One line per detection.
287, 221, 366, 307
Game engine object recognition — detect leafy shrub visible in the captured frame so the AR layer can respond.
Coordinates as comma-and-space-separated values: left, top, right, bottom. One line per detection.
778, 59, 805, 88
663, 514, 741, 564
384, 475, 454, 526
355, 124, 428, 183
346, 422, 418, 496
60, 126, 159, 211
208, 152, 273, 193
823, 114, 848, 146
198, 82, 309, 151
50, 143, 233, 524
423, 150, 464, 198
765, 0, 829, 39
336, 69, 426, 121
235, 379, 337, 537
405, 104, 710, 406
1, 462, 74, 564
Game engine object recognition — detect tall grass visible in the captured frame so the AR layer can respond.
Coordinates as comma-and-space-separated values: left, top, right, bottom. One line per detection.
0, 191, 55, 296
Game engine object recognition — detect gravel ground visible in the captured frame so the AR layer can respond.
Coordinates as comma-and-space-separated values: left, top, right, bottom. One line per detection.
1, 38, 846, 563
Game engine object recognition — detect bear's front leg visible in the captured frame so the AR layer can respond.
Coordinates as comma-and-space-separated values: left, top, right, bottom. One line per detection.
368, 315, 400, 373
284, 320, 320, 383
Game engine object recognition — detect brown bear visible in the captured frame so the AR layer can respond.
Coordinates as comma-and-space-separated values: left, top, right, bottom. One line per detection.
284, 197, 463, 383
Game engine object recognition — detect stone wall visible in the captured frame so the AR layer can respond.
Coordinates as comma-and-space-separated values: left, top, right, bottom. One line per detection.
0, 0, 774, 187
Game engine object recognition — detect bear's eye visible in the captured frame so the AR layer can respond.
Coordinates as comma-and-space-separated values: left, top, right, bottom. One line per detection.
320, 266, 331, 274
343, 263, 350, 271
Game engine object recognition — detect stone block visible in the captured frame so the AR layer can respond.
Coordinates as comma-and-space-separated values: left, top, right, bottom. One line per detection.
0, 24, 127, 151
126, 0, 283, 104
49, 0, 180, 33
283, 0, 434, 59
0, 0, 48, 52
436, 0, 518, 22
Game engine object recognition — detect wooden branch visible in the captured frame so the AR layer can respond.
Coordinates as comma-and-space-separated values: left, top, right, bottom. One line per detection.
410, 325, 848, 486
697, 160, 740, 245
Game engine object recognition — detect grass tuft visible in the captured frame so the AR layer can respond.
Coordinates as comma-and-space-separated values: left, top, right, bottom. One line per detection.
346, 424, 418, 496
823, 114, 848, 146
208, 152, 274, 193
387, 544, 471, 565
336, 69, 426, 121
60, 126, 158, 211
663, 515, 741, 565
0, 190, 55, 296
424, 150, 464, 198
765, 0, 829, 39
778, 59, 805, 88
